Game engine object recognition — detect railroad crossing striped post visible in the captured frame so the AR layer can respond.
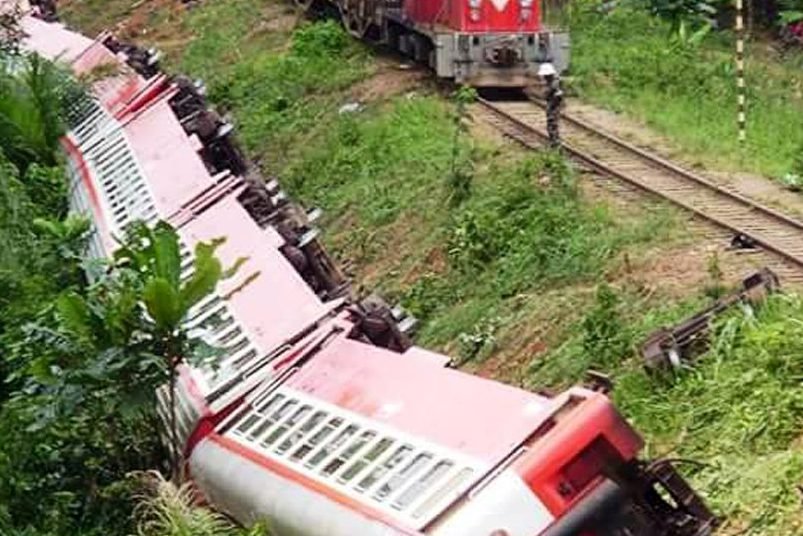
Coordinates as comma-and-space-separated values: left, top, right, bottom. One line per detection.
736, 0, 746, 144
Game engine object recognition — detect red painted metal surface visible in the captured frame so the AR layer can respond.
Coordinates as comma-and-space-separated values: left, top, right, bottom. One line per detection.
20, 15, 94, 61
175, 195, 337, 354
403, 0, 540, 33
512, 393, 642, 515
285, 335, 554, 463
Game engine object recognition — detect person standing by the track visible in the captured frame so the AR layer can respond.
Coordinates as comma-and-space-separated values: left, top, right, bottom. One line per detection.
539, 62, 563, 149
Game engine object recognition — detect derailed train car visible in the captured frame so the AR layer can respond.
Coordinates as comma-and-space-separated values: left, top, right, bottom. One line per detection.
21, 11, 717, 536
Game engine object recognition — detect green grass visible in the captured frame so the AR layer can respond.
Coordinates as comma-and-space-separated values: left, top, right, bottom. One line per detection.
571, 5, 803, 179
52, 1, 803, 533
532, 283, 803, 533
178, 2, 370, 169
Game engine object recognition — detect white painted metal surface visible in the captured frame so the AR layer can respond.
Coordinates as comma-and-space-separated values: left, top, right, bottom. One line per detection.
190, 438, 409, 536
430, 470, 555, 536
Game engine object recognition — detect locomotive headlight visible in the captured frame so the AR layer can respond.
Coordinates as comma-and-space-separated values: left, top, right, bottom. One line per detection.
520, 7, 531, 20
520, 0, 533, 7
468, 0, 481, 22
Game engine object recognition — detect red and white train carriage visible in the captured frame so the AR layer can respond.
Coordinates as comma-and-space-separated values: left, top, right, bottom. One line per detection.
21, 11, 717, 536
314, 0, 570, 86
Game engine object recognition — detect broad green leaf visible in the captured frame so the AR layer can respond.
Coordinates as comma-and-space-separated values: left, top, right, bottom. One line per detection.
143, 277, 183, 331
32, 217, 62, 237
56, 292, 93, 342
780, 10, 803, 24
180, 240, 223, 310
151, 222, 182, 287
222, 256, 248, 280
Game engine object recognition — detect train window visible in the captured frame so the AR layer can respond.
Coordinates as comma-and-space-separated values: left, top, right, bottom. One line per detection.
256, 393, 286, 413
226, 337, 250, 356
248, 398, 297, 441
375, 452, 432, 502
412, 467, 475, 520
232, 349, 259, 369
307, 424, 359, 469
263, 405, 311, 448
279, 410, 327, 456
233, 412, 261, 436
187, 297, 222, 323
339, 437, 394, 484
292, 417, 343, 462
217, 326, 242, 345
356, 445, 413, 493
204, 311, 234, 333
322, 430, 376, 477
190, 305, 227, 329
393, 460, 453, 511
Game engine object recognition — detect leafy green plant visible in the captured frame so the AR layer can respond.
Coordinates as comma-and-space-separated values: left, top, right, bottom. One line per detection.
653, 0, 718, 43
0, 53, 73, 174
457, 316, 501, 364
704, 251, 726, 299
113, 221, 244, 476
447, 86, 477, 206
581, 283, 631, 368
134, 471, 271, 536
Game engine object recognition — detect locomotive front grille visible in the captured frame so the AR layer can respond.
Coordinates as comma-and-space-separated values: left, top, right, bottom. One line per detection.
435, 31, 569, 87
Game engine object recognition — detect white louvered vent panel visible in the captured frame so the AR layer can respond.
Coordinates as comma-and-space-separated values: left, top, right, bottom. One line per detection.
180, 251, 264, 393
226, 388, 483, 528
82, 129, 155, 232
65, 96, 158, 243
66, 97, 267, 408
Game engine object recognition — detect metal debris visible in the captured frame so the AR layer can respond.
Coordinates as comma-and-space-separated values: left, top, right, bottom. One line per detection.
641, 268, 780, 372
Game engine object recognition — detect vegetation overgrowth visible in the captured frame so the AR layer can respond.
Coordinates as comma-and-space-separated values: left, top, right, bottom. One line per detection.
571, 0, 803, 179
18, 0, 803, 533
169, 3, 803, 533
0, 48, 259, 536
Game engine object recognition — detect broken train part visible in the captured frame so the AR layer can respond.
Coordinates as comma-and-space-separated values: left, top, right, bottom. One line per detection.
641, 268, 780, 372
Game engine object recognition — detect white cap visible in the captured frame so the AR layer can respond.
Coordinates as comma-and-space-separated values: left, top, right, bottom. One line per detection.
537, 62, 557, 77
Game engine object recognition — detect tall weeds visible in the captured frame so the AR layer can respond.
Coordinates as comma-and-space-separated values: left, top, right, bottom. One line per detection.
0, 53, 70, 173
133, 472, 270, 536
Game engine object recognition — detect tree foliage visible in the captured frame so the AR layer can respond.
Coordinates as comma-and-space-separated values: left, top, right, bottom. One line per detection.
0, 53, 74, 174
0, 49, 235, 535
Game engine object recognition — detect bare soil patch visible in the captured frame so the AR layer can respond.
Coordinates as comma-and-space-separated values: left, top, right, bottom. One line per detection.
347, 59, 430, 102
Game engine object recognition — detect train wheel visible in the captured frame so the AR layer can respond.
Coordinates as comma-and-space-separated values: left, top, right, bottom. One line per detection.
340, 2, 370, 39
344, 11, 369, 38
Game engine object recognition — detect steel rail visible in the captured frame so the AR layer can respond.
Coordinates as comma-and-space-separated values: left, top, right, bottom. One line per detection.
477, 97, 803, 271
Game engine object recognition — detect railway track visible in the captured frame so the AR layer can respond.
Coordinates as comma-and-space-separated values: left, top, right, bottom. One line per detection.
477, 98, 803, 282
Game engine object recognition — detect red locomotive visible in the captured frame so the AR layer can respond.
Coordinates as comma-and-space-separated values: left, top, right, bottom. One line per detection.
301, 0, 569, 86
21, 10, 716, 536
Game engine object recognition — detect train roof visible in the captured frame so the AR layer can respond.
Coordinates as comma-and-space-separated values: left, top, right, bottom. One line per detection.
175, 194, 339, 394
214, 332, 567, 531
285, 335, 554, 463
19, 18, 336, 399
21, 15, 94, 62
